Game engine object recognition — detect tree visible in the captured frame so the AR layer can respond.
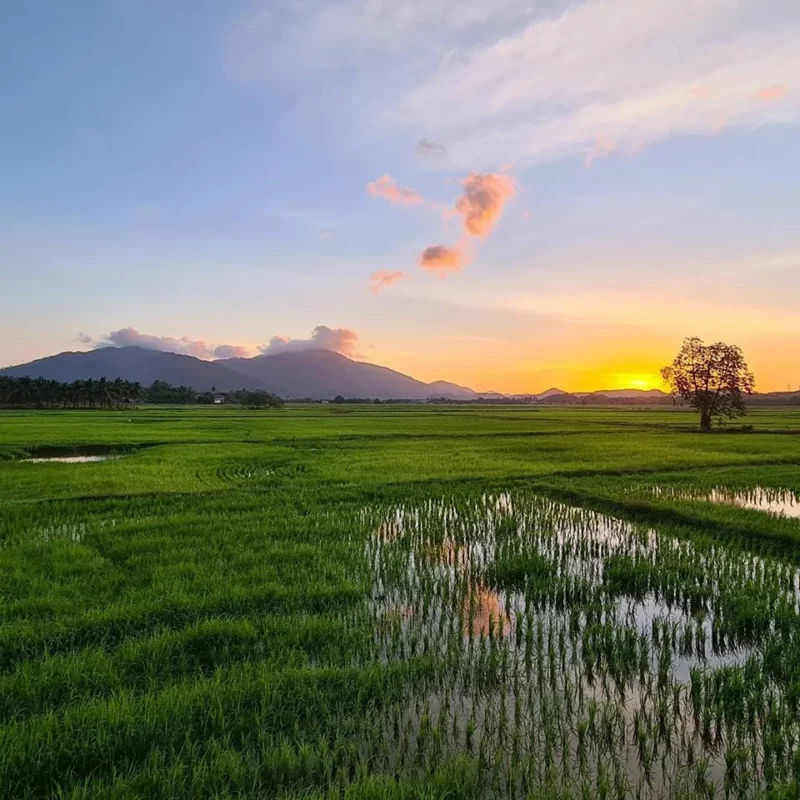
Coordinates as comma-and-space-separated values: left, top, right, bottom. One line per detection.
234, 390, 284, 409
661, 337, 755, 431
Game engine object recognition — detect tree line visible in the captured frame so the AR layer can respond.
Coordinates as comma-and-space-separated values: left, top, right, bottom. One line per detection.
0, 376, 283, 409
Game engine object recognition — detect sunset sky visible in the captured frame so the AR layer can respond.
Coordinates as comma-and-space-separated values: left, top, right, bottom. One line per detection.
1, 0, 799, 393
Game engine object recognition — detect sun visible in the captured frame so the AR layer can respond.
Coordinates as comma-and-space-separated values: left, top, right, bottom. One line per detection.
611, 372, 660, 391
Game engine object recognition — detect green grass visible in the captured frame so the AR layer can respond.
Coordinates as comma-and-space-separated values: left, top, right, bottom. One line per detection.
2, 404, 800, 797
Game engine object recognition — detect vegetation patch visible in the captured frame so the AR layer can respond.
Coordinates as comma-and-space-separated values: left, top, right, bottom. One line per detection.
1, 404, 800, 797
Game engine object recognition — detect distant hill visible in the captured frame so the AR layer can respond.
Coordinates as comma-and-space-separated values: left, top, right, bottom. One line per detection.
1, 347, 486, 400
220, 349, 480, 400
0, 347, 283, 394
534, 387, 571, 399
574, 388, 668, 399
4, 346, 796, 404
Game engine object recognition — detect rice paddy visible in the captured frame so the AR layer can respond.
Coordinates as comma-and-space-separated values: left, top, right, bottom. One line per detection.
2, 404, 800, 798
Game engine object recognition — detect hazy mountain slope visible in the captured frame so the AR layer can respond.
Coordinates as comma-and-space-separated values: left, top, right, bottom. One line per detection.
0, 347, 282, 393
574, 388, 668, 399
221, 349, 476, 400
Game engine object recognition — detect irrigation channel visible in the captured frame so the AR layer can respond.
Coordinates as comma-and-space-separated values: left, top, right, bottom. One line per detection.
360, 492, 800, 797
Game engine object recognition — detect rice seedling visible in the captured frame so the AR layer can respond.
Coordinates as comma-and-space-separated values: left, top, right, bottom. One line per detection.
2, 405, 800, 796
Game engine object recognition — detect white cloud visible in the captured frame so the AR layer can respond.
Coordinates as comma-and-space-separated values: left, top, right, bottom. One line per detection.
258, 325, 362, 358
391, 0, 800, 166
227, 0, 800, 168
92, 328, 251, 359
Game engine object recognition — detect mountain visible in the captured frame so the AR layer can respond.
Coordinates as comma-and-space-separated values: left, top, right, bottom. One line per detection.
574, 388, 668, 399
1, 347, 485, 400
220, 349, 479, 400
0, 347, 283, 394
425, 380, 479, 400
534, 387, 571, 399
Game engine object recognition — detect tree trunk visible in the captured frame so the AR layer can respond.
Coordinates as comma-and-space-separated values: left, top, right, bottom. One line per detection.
700, 409, 712, 432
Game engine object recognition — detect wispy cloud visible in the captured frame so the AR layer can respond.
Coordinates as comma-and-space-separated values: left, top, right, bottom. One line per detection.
227, 1, 798, 168
91, 327, 251, 359
416, 138, 447, 159
757, 84, 788, 103
258, 325, 361, 358
388, 0, 799, 167
369, 270, 407, 293
367, 174, 424, 206
584, 133, 618, 167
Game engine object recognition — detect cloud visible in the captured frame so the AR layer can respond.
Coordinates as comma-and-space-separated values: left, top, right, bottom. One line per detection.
417, 171, 514, 276
585, 133, 617, 167
369, 270, 407, 293
689, 85, 712, 100
419, 245, 469, 276
75, 332, 93, 345
416, 138, 447, 158
454, 172, 516, 237
92, 327, 251, 360
227, 1, 799, 169
757, 84, 788, 103
381, 0, 800, 167
258, 325, 361, 358
318, 228, 335, 240
211, 344, 250, 359
367, 174, 424, 206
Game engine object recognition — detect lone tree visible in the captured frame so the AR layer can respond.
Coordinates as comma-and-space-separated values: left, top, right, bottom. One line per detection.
661, 337, 755, 431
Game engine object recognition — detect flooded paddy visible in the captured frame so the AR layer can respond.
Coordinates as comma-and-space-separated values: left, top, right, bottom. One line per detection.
364, 493, 800, 797
5, 406, 800, 797
22, 454, 118, 463
18, 445, 129, 464
650, 485, 800, 519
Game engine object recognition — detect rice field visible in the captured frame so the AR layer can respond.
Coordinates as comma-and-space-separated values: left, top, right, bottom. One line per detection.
2, 404, 800, 798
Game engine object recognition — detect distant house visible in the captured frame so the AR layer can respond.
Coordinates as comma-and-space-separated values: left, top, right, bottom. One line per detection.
213, 394, 225, 404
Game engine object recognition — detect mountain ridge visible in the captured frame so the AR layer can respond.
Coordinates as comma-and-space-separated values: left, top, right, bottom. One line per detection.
1, 347, 486, 400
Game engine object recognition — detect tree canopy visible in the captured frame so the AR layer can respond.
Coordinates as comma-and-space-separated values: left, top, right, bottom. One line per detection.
661, 337, 755, 431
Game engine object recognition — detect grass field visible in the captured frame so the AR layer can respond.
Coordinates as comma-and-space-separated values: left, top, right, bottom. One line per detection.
2, 404, 800, 798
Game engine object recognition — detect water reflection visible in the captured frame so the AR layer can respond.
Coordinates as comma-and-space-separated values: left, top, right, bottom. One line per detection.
364, 491, 800, 796
23, 455, 117, 463
651, 485, 800, 519
464, 585, 510, 637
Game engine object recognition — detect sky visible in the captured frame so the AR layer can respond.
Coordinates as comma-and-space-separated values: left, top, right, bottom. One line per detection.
1, 0, 799, 393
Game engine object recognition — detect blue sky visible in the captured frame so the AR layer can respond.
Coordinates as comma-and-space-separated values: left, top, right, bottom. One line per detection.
1, 0, 799, 392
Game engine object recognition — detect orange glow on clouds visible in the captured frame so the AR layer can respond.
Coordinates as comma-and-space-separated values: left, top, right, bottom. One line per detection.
756, 85, 788, 103
367, 174, 424, 206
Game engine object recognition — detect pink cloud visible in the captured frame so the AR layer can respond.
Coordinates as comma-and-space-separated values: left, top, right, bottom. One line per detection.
369, 270, 407, 293
689, 85, 712, 100
454, 172, 516, 237
416, 171, 515, 278
212, 344, 251, 359
521, 209, 531, 220
258, 325, 361, 358
756, 85, 788, 104
367, 174, 424, 206
709, 112, 727, 136
585, 133, 617, 167
93, 327, 251, 360
419, 245, 468, 276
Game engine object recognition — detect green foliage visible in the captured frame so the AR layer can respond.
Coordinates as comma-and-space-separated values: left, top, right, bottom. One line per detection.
231, 389, 284, 409
0, 375, 142, 408
662, 336, 756, 430
0, 404, 799, 796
